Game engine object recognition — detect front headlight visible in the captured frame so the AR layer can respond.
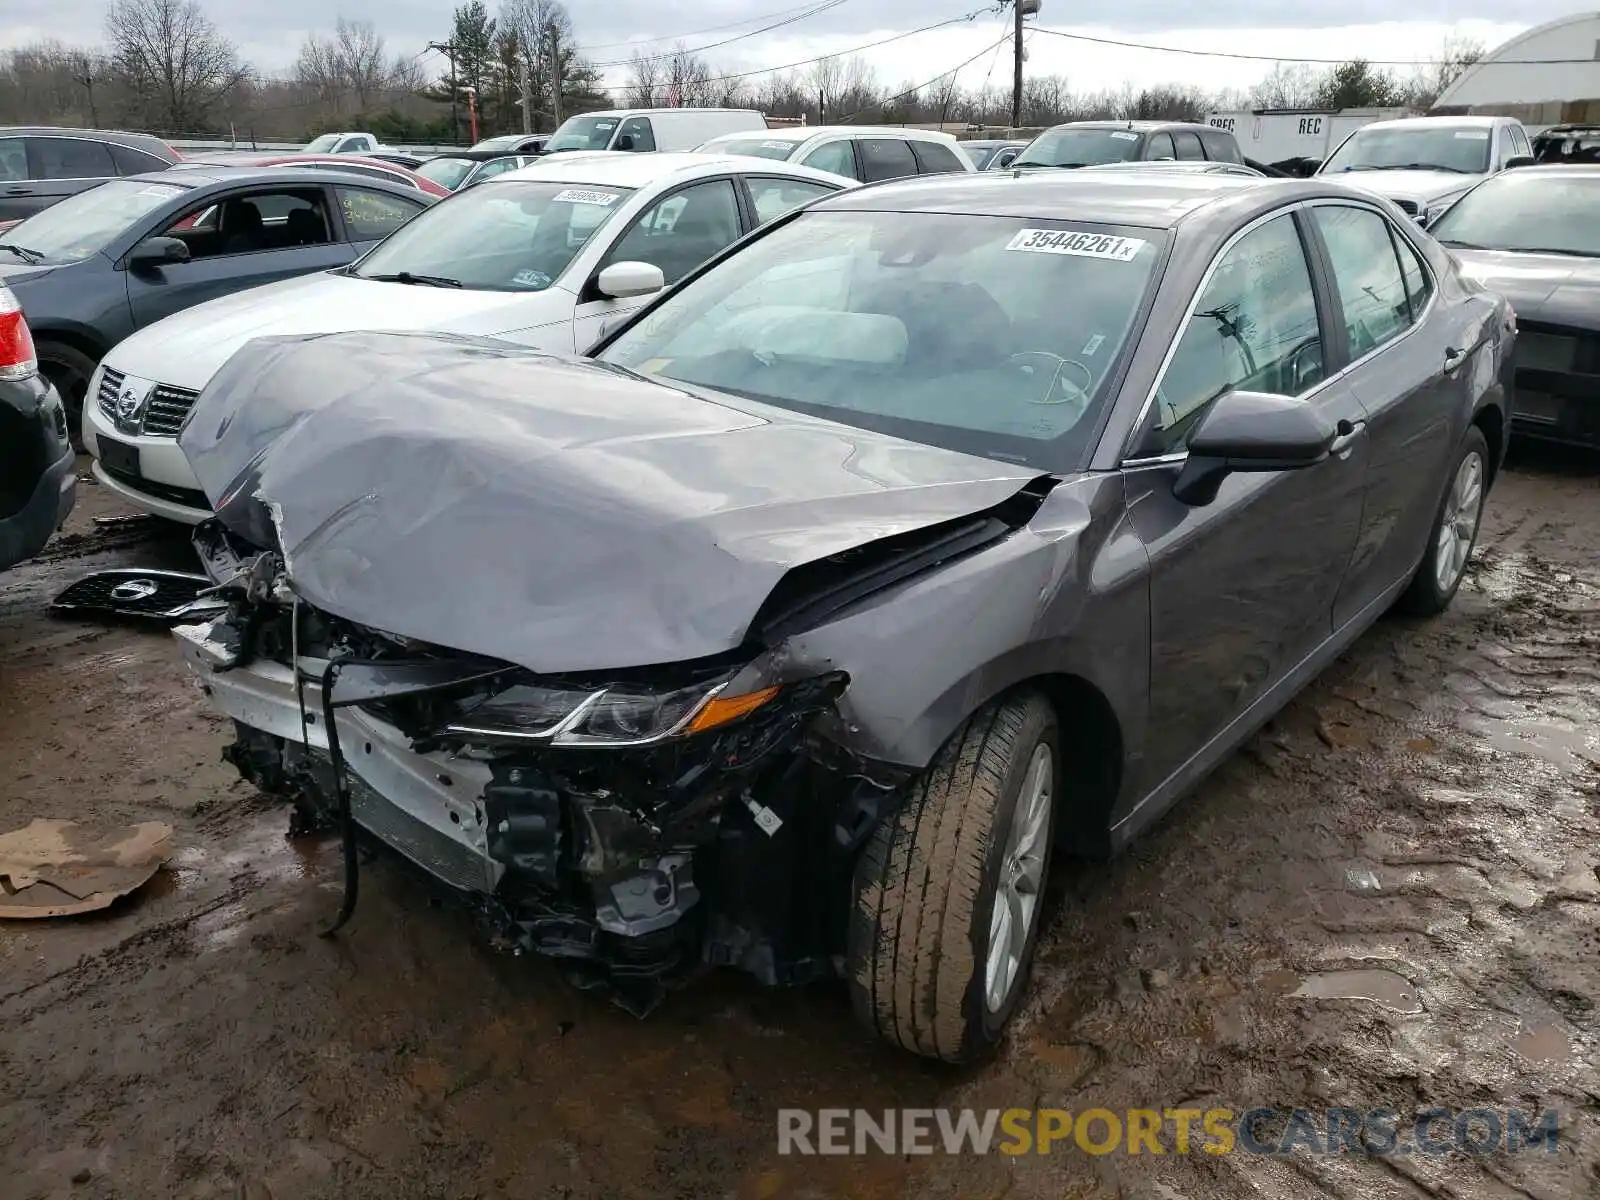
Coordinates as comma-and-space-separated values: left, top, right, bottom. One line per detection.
441, 678, 781, 747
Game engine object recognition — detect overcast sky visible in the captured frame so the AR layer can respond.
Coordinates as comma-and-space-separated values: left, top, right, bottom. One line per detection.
0, 0, 1564, 94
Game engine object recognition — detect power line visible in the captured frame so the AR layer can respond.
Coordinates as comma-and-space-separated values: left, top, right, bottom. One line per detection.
577, 0, 849, 53
834, 31, 1012, 122
1028, 25, 1600, 67
609, 5, 1002, 88
589, 0, 852, 69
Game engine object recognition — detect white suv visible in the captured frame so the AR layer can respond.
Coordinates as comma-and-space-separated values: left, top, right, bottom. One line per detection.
84, 152, 855, 523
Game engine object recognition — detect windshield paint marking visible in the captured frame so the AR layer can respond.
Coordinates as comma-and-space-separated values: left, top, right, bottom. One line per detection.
1006, 229, 1147, 261
1454, 130, 1490, 139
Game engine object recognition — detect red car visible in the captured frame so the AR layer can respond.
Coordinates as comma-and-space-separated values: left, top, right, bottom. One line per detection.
169, 153, 451, 198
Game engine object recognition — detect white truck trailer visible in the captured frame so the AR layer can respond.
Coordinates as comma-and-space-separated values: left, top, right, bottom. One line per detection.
1204, 108, 1410, 173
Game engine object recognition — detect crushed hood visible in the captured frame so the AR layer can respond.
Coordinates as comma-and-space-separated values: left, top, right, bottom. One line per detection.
179, 331, 1041, 673
1451, 249, 1600, 328
104, 270, 573, 391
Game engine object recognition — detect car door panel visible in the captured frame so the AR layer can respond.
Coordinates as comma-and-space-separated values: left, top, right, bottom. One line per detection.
1305, 202, 1467, 623
1127, 208, 1369, 792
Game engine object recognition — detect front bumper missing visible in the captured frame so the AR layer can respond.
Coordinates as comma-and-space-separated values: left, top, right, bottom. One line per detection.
174, 618, 500, 894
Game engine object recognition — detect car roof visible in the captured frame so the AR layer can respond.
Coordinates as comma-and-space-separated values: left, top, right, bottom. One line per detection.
811, 170, 1350, 229
704, 125, 956, 144
1048, 120, 1212, 133
121, 165, 422, 192
428, 148, 533, 161
569, 107, 762, 117
1360, 115, 1507, 131
495, 150, 852, 189
0, 126, 176, 155
1484, 162, 1600, 178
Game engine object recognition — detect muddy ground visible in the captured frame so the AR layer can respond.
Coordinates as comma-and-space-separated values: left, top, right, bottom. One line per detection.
2, 450, 1598, 1200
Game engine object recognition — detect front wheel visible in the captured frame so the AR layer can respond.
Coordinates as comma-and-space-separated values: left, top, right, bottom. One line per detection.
35, 340, 98, 450
847, 692, 1059, 1062
1396, 425, 1490, 616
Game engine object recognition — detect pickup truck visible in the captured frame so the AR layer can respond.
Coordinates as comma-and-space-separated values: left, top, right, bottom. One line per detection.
1314, 114, 1535, 224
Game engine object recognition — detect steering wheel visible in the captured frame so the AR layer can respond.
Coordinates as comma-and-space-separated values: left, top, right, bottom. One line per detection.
1005, 351, 1095, 407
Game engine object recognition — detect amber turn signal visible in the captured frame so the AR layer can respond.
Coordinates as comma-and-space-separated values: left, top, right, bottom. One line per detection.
686, 685, 781, 734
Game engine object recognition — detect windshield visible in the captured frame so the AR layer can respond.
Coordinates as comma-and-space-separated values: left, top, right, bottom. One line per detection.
351, 179, 634, 290
1014, 127, 1142, 168
1429, 173, 1600, 256
702, 137, 798, 161
1321, 125, 1492, 174
0, 179, 188, 263
963, 144, 1001, 169
601, 210, 1162, 469
304, 134, 341, 153
416, 157, 477, 190
471, 135, 520, 152
547, 115, 620, 153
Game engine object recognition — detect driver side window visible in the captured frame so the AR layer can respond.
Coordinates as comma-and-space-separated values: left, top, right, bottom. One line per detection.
599, 179, 742, 286
1143, 212, 1325, 456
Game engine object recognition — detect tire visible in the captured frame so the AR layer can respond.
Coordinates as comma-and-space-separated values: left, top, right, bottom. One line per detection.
35, 340, 98, 450
847, 691, 1059, 1062
1396, 425, 1490, 617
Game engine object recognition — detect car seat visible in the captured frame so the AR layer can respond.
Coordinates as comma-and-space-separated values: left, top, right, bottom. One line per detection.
853, 279, 1014, 373
285, 206, 326, 245
221, 201, 265, 254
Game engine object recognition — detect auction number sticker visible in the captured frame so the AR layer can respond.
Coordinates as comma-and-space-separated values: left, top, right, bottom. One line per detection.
1110, 130, 1140, 141
1006, 228, 1147, 261
1454, 130, 1489, 139
138, 184, 183, 198
553, 188, 620, 206
762, 140, 794, 150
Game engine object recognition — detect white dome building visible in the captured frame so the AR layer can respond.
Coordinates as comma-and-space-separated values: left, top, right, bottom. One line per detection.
1435, 12, 1600, 125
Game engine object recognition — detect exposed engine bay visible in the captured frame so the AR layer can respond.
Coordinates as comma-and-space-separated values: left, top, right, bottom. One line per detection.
180, 521, 914, 1012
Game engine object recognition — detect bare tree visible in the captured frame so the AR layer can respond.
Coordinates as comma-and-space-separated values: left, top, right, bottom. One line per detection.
1249, 61, 1322, 109
105, 0, 248, 131
499, 0, 574, 129
1407, 33, 1486, 109
296, 17, 415, 116
663, 42, 714, 106
623, 49, 660, 107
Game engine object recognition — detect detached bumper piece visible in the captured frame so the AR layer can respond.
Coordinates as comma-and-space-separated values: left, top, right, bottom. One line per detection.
176, 590, 888, 1014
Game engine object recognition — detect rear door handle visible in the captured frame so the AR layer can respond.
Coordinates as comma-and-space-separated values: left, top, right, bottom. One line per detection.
1330, 418, 1366, 456
3, 187, 29, 195
1444, 346, 1468, 371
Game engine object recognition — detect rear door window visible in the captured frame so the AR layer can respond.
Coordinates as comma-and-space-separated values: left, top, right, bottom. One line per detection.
1310, 204, 1414, 359
910, 140, 968, 175
1172, 132, 1204, 161
859, 138, 918, 182
336, 186, 425, 241
27, 136, 116, 180
799, 139, 858, 179
1146, 132, 1175, 160
745, 176, 837, 224
0, 137, 25, 181
109, 142, 170, 175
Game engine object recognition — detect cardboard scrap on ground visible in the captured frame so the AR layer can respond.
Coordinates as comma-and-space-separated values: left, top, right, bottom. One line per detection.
0, 819, 173, 918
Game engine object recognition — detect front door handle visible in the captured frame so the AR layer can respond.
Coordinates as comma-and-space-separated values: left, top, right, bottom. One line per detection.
3, 187, 29, 195
1444, 346, 1468, 371
1330, 418, 1366, 456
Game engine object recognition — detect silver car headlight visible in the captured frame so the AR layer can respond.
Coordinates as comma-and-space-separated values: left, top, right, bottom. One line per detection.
441, 678, 781, 747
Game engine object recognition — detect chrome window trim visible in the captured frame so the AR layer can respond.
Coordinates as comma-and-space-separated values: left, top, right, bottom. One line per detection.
1116, 196, 1438, 467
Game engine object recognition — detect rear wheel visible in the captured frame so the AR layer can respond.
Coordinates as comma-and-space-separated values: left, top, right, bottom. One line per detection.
35, 340, 97, 450
847, 691, 1058, 1062
1396, 426, 1489, 616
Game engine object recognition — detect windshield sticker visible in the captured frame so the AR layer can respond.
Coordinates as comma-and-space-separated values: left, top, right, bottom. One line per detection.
510, 268, 551, 288
1454, 130, 1490, 139
761, 140, 793, 150
1081, 333, 1106, 356
137, 184, 183, 198
1110, 131, 1140, 141
1005, 229, 1147, 261
552, 188, 620, 206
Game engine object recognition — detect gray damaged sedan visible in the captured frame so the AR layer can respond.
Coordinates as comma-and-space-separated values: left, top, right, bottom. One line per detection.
172, 173, 1514, 1060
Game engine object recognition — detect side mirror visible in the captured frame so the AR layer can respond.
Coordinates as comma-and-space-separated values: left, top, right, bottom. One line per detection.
614, 134, 636, 152
1172, 390, 1337, 507
1504, 154, 1535, 170
595, 260, 665, 300
127, 236, 190, 268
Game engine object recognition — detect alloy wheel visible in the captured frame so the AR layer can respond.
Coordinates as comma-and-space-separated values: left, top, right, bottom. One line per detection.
1434, 449, 1485, 593
985, 741, 1052, 1013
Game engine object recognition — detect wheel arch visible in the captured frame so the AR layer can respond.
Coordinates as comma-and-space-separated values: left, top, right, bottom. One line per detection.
1472, 400, 1505, 483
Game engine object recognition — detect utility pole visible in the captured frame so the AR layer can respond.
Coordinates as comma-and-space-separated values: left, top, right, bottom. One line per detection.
429, 39, 459, 144
1012, 0, 1024, 131
548, 27, 563, 126
519, 55, 533, 134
